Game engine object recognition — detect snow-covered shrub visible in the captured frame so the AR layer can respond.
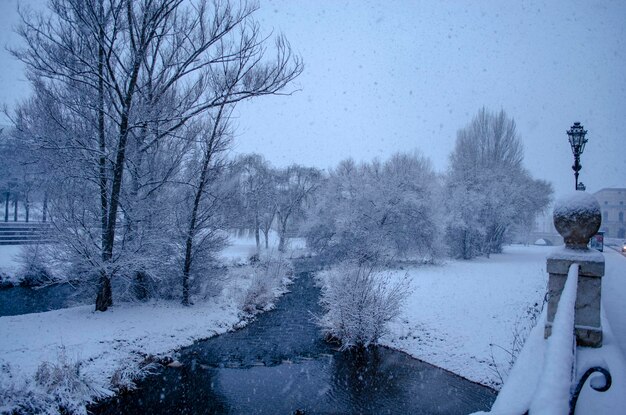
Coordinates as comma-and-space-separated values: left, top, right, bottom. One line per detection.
109, 353, 160, 392
16, 244, 56, 287
0, 350, 111, 415
0, 271, 15, 288
316, 262, 411, 350
240, 255, 294, 314
193, 264, 230, 301
33, 351, 110, 415
0, 363, 29, 413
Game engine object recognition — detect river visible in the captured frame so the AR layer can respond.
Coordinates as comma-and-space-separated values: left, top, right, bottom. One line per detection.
0, 283, 87, 316
92, 259, 496, 414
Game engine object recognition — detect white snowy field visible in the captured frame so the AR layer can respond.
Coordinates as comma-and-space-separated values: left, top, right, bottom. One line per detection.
0, 234, 296, 414
381, 245, 551, 389
220, 231, 307, 263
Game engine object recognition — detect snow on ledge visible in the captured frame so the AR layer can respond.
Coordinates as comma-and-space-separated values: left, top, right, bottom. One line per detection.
529, 263, 578, 414
548, 246, 604, 263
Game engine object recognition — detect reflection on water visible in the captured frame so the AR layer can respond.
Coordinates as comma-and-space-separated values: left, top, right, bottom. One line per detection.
99, 350, 495, 415
94, 259, 496, 414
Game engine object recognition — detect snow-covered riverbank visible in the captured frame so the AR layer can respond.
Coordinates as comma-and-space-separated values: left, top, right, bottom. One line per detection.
381, 245, 550, 389
4, 242, 618, 414
0, 236, 296, 415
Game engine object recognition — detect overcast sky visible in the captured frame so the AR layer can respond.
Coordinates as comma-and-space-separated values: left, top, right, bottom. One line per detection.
1, 0, 625, 196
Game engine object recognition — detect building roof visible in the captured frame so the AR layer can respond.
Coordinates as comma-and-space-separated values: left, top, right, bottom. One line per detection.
594, 188, 626, 194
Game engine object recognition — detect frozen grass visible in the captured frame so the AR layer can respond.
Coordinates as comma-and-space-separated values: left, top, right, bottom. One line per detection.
381, 244, 551, 389
0, 348, 113, 415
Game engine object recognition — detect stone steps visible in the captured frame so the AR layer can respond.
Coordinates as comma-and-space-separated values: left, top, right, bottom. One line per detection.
0, 222, 52, 245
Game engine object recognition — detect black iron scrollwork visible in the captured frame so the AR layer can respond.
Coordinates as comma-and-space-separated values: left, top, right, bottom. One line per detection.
569, 366, 612, 415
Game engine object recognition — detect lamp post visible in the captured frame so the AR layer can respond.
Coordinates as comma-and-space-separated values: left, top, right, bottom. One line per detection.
566, 122, 588, 191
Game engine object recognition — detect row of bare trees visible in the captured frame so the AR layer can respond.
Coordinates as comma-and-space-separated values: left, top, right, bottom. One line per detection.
6, 0, 303, 310
232, 155, 320, 253
303, 109, 553, 263
0, 128, 48, 223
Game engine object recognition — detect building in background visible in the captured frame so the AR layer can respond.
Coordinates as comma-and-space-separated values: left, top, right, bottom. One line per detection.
595, 188, 626, 239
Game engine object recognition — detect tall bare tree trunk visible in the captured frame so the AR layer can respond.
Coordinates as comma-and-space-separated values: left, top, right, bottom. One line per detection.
95, 0, 112, 311
4, 192, 9, 222
278, 215, 288, 252
182, 102, 227, 306
42, 192, 48, 222
25, 197, 29, 222
254, 214, 260, 253
13, 197, 18, 221
97, 61, 142, 312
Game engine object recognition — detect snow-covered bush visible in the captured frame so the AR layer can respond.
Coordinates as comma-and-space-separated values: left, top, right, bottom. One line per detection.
17, 245, 56, 287
0, 350, 111, 415
316, 262, 411, 350
0, 271, 15, 289
109, 353, 160, 392
303, 153, 444, 264
240, 255, 294, 314
0, 363, 28, 413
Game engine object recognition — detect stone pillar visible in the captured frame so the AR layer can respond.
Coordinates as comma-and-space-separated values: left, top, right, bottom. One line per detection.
545, 191, 604, 347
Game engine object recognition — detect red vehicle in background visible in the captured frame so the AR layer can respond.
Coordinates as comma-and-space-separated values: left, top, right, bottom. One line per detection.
589, 231, 604, 252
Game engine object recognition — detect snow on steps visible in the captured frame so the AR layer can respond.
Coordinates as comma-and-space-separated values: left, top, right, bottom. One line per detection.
0, 222, 52, 245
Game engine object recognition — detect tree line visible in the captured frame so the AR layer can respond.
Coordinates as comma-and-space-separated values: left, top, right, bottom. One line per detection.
0, 0, 552, 312
301, 109, 551, 264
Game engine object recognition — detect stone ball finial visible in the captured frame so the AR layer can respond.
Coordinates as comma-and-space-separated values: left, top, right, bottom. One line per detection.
553, 191, 601, 249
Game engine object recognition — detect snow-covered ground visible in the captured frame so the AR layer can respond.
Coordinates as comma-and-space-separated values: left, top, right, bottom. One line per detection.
3, 240, 624, 414
0, 235, 296, 414
219, 231, 307, 263
1, 299, 245, 407
381, 245, 551, 389
0, 245, 22, 285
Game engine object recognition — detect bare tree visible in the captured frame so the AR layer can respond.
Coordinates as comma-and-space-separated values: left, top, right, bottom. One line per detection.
13, 0, 302, 310
180, 106, 231, 306
446, 108, 552, 258
275, 165, 321, 252
234, 154, 277, 252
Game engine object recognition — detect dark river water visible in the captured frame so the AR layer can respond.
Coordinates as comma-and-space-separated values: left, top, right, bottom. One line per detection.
0, 283, 88, 316
92, 259, 496, 415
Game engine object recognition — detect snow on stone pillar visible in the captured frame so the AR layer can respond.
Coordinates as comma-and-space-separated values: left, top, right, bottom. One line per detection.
545, 191, 604, 347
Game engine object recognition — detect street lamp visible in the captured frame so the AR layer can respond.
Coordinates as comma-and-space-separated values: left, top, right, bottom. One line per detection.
566, 122, 588, 191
